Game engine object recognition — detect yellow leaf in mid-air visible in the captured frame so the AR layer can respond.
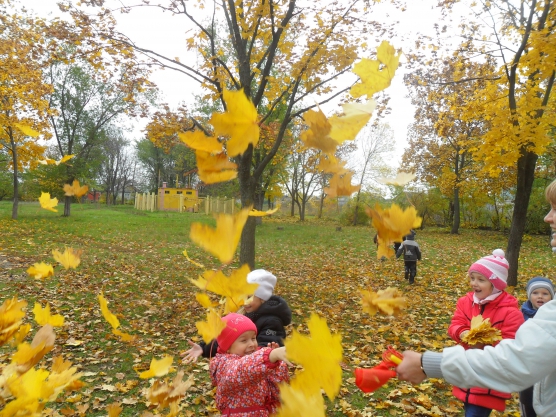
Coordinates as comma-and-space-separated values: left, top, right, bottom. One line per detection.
2, 367, 49, 415
10, 323, 31, 346
63, 179, 89, 198
12, 324, 55, 373
323, 172, 360, 198
182, 249, 205, 268
461, 315, 502, 345
366, 204, 422, 259
318, 156, 347, 175
33, 303, 65, 327
189, 207, 250, 264
178, 130, 223, 153
0, 297, 27, 346
38, 154, 75, 166
300, 109, 338, 155
139, 355, 174, 379
275, 382, 326, 417
39, 192, 58, 212
284, 314, 343, 399
195, 293, 218, 309
350, 41, 401, 98
329, 100, 376, 143
112, 328, 137, 343
52, 247, 82, 270
360, 287, 407, 316
27, 262, 54, 280
195, 309, 227, 343
190, 265, 258, 313
376, 172, 416, 186
248, 206, 280, 217
210, 89, 260, 157
14, 122, 40, 137
98, 292, 120, 330
196, 150, 238, 184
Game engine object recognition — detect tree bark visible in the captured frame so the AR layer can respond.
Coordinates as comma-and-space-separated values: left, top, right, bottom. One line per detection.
238, 149, 256, 269
451, 187, 460, 234
11, 145, 18, 220
506, 150, 538, 287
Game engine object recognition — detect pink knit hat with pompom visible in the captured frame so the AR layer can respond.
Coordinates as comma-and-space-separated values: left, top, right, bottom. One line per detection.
468, 249, 509, 290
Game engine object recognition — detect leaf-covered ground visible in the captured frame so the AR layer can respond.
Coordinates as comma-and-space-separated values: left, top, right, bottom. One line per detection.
1, 202, 553, 416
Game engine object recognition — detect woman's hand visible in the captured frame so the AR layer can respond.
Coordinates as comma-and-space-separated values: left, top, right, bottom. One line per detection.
396, 351, 427, 385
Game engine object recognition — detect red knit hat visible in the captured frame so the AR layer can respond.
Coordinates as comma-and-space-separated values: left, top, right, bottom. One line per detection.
216, 313, 257, 353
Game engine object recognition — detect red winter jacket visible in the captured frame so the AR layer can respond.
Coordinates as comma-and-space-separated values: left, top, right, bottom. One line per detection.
210, 347, 289, 416
448, 291, 525, 411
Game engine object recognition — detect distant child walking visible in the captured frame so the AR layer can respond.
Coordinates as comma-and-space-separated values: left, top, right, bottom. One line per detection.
448, 249, 524, 416
519, 276, 555, 417
395, 230, 421, 284
209, 313, 289, 416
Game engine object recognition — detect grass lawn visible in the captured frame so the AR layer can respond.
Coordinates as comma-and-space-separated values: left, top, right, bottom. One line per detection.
0, 201, 553, 416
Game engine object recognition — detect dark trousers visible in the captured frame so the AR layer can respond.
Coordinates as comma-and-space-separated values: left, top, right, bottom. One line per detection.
404, 261, 417, 283
519, 386, 536, 417
464, 403, 492, 417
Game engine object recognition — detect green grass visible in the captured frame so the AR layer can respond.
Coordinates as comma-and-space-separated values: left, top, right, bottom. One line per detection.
0, 201, 552, 416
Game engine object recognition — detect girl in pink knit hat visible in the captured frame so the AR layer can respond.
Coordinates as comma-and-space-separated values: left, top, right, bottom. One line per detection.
209, 313, 290, 416
447, 249, 524, 416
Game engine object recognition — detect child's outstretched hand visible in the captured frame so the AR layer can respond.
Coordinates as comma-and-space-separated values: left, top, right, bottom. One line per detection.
181, 340, 203, 363
267, 342, 279, 350
269, 346, 293, 366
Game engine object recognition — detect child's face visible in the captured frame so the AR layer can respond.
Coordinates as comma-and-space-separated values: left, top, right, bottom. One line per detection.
469, 272, 494, 300
228, 330, 258, 356
530, 288, 552, 309
244, 296, 264, 313
544, 202, 556, 248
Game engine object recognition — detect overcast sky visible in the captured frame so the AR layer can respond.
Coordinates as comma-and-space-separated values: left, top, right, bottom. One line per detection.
24, 0, 457, 170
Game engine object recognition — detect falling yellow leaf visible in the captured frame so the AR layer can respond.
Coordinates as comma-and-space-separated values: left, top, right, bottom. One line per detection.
329, 100, 376, 143
39, 192, 58, 212
195, 309, 227, 343
63, 179, 89, 198
249, 206, 280, 217
33, 303, 65, 327
300, 109, 338, 155
210, 89, 260, 157
52, 247, 82, 270
139, 355, 174, 379
26, 262, 54, 280
178, 130, 223, 153
10, 323, 31, 346
189, 207, 250, 264
112, 328, 137, 343
98, 292, 120, 330
14, 122, 40, 137
37, 154, 75, 166
376, 172, 416, 186
366, 204, 422, 259
285, 314, 343, 399
360, 287, 407, 316
275, 383, 326, 417
324, 171, 360, 198
190, 265, 258, 313
182, 249, 204, 268
196, 150, 238, 184
144, 371, 194, 411
350, 41, 401, 98
195, 293, 218, 309
461, 315, 502, 345
12, 324, 55, 373
0, 297, 27, 346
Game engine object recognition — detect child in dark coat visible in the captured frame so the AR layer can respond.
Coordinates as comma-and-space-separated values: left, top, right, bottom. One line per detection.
395, 230, 421, 284
183, 269, 292, 361
519, 276, 555, 417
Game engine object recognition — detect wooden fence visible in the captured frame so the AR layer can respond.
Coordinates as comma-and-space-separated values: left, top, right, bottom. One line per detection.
134, 193, 235, 215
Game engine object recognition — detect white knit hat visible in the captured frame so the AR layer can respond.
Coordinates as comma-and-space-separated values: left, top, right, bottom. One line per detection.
247, 269, 277, 301
468, 249, 509, 290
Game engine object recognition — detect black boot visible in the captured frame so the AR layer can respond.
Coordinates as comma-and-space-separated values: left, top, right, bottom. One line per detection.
409, 273, 415, 284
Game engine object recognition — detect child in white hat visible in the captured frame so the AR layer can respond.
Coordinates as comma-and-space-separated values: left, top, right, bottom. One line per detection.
183, 269, 292, 361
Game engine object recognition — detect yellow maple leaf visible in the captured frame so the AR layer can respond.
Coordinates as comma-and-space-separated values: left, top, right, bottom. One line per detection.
98, 292, 120, 330
210, 89, 260, 157
195, 293, 218, 309
139, 355, 174, 379
196, 150, 238, 184
328, 100, 376, 143
360, 287, 407, 316
195, 309, 227, 343
39, 192, 58, 212
47, 356, 83, 401
33, 303, 65, 327
12, 324, 55, 373
182, 249, 205, 269
0, 297, 27, 346
27, 262, 54, 280
10, 323, 31, 346
37, 154, 75, 166
350, 41, 401, 98
366, 204, 422, 259
248, 206, 280, 216
178, 130, 223, 153
189, 207, 250, 264
275, 383, 326, 417
284, 314, 343, 399
300, 109, 338, 155
14, 122, 40, 137
112, 328, 137, 343
52, 247, 82, 270
376, 172, 416, 186
145, 371, 194, 409
318, 156, 347, 175
3, 367, 49, 415
324, 171, 360, 198
106, 403, 123, 417
461, 315, 502, 345
190, 265, 259, 313
63, 179, 89, 198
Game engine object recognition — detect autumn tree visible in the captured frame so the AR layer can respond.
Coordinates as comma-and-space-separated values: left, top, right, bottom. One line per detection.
76, 0, 392, 267
438, 0, 556, 285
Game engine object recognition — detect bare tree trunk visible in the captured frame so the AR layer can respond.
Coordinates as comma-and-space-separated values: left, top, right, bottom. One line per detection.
63, 196, 71, 216
11, 146, 18, 220
238, 150, 256, 269
451, 187, 460, 234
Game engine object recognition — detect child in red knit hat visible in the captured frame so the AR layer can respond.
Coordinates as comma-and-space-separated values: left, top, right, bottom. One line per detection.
448, 249, 524, 416
210, 313, 289, 416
